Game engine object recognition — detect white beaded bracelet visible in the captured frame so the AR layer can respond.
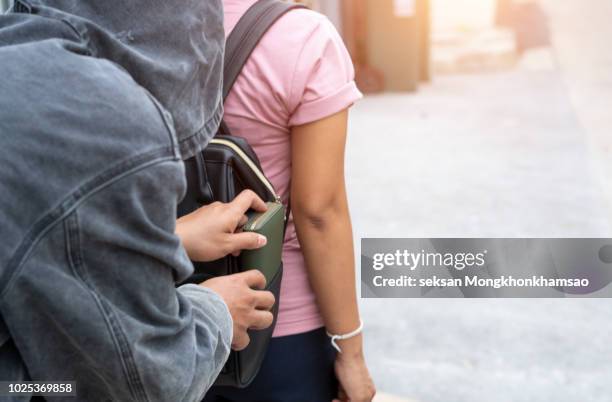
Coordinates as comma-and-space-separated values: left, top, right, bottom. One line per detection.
326, 320, 364, 353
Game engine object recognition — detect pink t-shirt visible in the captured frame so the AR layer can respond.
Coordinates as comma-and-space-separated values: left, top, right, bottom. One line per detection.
223, 0, 362, 337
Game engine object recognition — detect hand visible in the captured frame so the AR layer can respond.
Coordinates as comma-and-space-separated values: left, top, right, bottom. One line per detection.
201, 270, 275, 350
176, 190, 268, 262
333, 342, 376, 402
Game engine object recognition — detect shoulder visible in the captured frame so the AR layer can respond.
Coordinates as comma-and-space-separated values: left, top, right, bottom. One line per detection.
0, 40, 180, 278
224, 6, 358, 121
267, 8, 344, 51
255, 8, 353, 89
278, 8, 337, 30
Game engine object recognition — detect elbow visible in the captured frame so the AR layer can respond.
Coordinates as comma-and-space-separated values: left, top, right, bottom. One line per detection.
292, 195, 345, 232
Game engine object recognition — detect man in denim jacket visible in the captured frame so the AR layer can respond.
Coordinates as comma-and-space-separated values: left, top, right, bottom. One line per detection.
0, 1, 274, 401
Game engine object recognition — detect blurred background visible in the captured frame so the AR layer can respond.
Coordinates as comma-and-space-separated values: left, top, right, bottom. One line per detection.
301, 0, 612, 401
2, 0, 610, 401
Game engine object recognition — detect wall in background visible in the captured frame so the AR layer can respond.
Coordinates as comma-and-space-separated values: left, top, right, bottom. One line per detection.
431, 0, 497, 32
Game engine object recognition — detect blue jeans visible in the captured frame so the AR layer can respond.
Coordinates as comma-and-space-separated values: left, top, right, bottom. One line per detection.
204, 328, 338, 402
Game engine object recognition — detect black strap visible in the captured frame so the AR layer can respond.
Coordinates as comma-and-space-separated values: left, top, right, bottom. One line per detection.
222, 0, 306, 101
221, 0, 302, 228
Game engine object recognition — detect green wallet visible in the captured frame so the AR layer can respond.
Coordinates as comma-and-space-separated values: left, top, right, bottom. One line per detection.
240, 202, 285, 283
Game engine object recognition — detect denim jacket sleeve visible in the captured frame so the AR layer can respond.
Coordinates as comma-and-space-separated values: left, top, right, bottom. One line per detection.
0, 158, 232, 402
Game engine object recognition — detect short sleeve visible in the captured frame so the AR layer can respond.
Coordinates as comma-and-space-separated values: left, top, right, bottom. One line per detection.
287, 14, 362, 127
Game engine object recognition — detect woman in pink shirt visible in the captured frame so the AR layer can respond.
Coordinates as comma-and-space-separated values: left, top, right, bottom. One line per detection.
204, 1, 375, 401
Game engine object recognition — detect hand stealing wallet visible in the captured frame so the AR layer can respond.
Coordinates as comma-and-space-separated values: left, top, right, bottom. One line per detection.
240, 202, 285, 284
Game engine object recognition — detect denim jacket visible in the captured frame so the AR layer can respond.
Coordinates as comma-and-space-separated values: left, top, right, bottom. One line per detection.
0, 1, 232, 401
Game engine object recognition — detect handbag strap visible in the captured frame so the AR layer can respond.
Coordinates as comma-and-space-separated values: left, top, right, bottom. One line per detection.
220, 0, 304, 232
222, 0, 307, 102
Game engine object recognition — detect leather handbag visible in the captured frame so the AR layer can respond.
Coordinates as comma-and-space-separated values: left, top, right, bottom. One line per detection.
177, 0, 305, 389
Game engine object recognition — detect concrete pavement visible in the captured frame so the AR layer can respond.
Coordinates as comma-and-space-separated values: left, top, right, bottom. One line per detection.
539, 0, 612, 227
347, 2, 612, 401
347, 71, 611, 238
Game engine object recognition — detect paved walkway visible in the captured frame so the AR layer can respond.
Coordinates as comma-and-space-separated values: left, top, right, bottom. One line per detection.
540, 0, 612, 225
348, 2, 612, 401
347, 71, 611, 239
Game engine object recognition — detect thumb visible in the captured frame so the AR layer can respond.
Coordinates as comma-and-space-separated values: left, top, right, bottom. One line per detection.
226, 232, 267, 254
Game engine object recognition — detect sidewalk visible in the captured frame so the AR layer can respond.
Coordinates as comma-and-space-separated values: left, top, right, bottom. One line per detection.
348, 3, 612, 401
347, 71, 611, 239
539, 0, 612, 226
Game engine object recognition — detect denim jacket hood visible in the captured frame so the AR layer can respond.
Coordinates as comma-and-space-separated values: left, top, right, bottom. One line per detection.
14, 0, 225, 159
0, 1, 232, 400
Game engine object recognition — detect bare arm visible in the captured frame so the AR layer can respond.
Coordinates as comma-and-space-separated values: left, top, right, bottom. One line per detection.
291, 109, 359, 346
291, 110, 375, 402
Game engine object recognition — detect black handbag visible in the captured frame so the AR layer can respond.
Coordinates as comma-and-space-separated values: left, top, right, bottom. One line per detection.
177, 0, 305, 389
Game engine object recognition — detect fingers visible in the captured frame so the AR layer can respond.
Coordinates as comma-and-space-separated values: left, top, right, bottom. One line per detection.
253, 288, 275, 311
239, 269, 267, 290
226, 232, 267, 255
231, 308, 273, 350
336, 379, 375, 402
232, 332, 250, 351
231, 215, 249, 257
238, 214, 248, 228
230, 190, 268, 216
248, 310, 274, 330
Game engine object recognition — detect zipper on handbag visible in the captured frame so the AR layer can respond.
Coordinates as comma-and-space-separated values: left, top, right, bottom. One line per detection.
209, 138, 281, 203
